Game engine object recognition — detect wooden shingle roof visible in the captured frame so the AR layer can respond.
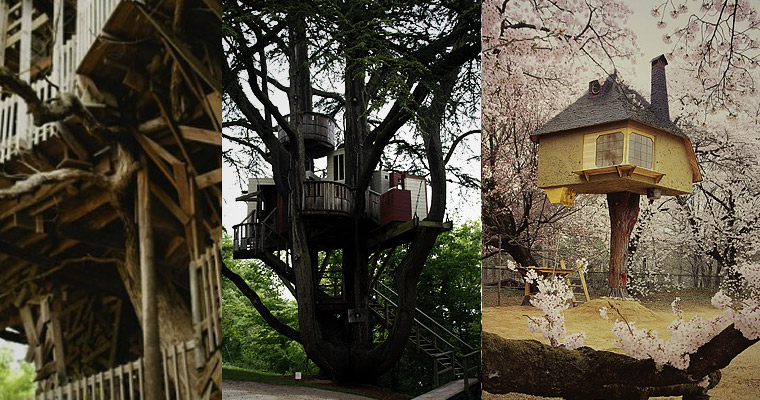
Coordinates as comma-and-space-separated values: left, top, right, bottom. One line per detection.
531, 73, 686, 140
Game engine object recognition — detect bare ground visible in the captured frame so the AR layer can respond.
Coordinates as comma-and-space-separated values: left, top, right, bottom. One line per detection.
222, 380, 376, 400
482, 290, 760, 399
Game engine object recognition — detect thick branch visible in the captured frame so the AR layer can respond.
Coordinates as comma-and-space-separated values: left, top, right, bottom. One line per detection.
221, 261, 301, 342
0, 165, 138, 201
483, 326, 757, 399
0, 66, 112, 135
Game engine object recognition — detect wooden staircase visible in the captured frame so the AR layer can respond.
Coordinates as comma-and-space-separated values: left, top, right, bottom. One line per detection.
370, 282, 479, 398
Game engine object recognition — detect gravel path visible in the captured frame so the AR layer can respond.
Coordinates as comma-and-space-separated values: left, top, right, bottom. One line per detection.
222, 380, 375, 400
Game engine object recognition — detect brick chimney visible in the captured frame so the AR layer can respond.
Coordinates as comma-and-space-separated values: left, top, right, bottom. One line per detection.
650, 54, 669, 123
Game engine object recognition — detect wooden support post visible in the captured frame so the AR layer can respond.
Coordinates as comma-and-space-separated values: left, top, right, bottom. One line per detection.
0, 1, 8, 66
53, 0, 63, 85
138, 164, 162, 399
607, 192, 640, 298
497, 267, 501, 306
17, 0, 32, 145
188, 260, 204, 369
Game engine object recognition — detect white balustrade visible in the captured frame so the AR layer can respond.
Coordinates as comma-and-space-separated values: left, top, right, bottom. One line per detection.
1, 0, 123, 164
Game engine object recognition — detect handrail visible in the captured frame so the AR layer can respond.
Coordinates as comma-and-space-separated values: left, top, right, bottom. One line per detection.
376, 281, 475, 352
373, 288, 456, 352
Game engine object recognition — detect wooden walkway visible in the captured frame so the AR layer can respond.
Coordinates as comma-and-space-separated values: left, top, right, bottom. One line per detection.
411, 379, 479, 400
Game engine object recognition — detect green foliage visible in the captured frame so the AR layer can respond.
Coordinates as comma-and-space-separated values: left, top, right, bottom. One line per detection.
378, 220, 481, 396
0, 346, 34, 400
221, 235, 317, 375
222, 219, 481, 394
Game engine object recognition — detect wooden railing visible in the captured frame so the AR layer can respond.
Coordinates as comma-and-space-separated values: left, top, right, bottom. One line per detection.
190, 243, 223, 361
34, 241, 222, 399
0, 0, 121, 164
371, 282, 479, 390
75, 0, 122, 68
365, 189, 380, 223
34, 340, 209, 400
301, 181, 353, 215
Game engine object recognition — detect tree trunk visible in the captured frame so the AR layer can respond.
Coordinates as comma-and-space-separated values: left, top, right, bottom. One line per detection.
482, 329, 757, 399
607, 192, 640, 298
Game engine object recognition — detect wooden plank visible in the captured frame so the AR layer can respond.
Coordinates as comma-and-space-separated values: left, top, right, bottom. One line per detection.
56, 122, 89, 161
135, 4, 221, 94
133, 131, 177, 186
50, 299, 66, 383
164, 236, 185, 259
138, 163, 161, 400
206, 92, 222, 129
174, 163, 191, 213
59, 190, 110, 223
178, 125, 221, 146
150, 182, 190, 225
0, 2, 7, 66
204, 251, 219, 349
0, 239, 56, 268
195, 168, 221, 189
135, 132, 182, 166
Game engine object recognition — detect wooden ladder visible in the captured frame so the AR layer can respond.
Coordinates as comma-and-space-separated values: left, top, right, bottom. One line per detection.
562, 260, 590, 306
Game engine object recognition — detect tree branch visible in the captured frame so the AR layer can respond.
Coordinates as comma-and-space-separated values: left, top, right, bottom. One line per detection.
221, 261, 301, 342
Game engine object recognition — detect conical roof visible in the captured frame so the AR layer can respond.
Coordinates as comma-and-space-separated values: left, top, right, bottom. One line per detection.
531, 73, 686, 140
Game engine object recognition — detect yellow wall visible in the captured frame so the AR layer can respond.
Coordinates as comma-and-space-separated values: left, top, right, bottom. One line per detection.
632, 121, 693, 193
536, 120, 694, 195
537, 122, 625, 189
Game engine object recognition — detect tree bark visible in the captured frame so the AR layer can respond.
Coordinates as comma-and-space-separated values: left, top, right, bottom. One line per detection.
482, 328, 757, 399
607, 192, 640, 298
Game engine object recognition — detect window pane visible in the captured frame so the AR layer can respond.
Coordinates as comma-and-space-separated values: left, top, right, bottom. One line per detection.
629, 133, 653, 169
595, 132, 624, 167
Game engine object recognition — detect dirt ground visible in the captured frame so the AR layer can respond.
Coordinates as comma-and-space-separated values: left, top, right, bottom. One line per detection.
482, 291, 760, 399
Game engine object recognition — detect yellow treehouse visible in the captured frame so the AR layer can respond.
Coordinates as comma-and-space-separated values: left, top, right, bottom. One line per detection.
531, 55, 701, 206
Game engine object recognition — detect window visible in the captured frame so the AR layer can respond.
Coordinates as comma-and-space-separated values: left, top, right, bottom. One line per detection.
629, 132, 654, 169
333, 153, 345, 181
595, 132, 624, 167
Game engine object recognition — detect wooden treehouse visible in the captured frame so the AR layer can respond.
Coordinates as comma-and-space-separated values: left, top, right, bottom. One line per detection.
230, 113, 476, 393
531, 55, 701, 206
0, 0, 222, 398
531, 55, 700, 297
232, 111, 449, 307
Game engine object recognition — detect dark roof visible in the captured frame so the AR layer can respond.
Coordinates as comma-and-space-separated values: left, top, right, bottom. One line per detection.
531, 73, 686, 139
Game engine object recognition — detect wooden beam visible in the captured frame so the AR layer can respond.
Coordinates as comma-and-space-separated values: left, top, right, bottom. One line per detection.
0, 1, 8, 66
133, 131, 177, 186
150, 182, 190, 225
138, 162, 162, 399
135, 132, 182, 166
56, 122, 89, 161
0, 239, 56, 268
179, 125, 221, 146
59, 189, 110, 224
152, 92, 196, 174
135, 4, 221, 94
5, 13, 48, 48
195, 168, 221, 189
